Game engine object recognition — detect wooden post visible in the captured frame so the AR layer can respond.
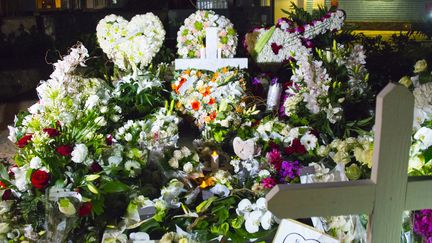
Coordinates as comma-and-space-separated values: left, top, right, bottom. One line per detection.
266, 83, 419, 242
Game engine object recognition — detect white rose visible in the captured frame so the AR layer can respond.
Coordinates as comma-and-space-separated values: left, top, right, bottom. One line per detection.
29, 156, 42, 169
173, 150, 183, 160
168, 158, 179, 169
180, 147, 192, 157
183, 162, 193, 173
71, 144, 88, 163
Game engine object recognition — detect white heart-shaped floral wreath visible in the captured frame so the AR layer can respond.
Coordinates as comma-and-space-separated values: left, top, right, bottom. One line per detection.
96, 13, 165, 70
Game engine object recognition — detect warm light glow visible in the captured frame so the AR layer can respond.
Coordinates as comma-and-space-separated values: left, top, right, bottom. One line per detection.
211, 150, 218, 158
55, 0, 61, 8
274, 0, 304, 23
312, 0, 325, 10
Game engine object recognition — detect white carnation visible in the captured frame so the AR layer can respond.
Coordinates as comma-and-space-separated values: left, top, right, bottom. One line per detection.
71, 144, 88, 163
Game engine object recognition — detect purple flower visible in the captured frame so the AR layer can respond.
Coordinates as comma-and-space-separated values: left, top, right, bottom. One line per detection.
414, 209, 432, 241
253, 77, 262, 85
270, 77, 279, 85
279, 161, 301, 182
279, 94, 288, 118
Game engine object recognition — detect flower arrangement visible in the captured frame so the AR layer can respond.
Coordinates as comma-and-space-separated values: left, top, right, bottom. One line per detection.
1, 7, 425, 243
172, 67, 257, 142
244, 9, 345, 65
177, 10, 238, 58
96, 13, 165, 71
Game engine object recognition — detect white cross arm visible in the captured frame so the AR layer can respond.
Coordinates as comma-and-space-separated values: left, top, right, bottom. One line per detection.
266, 180, 376, 219
174, 58, 248, 72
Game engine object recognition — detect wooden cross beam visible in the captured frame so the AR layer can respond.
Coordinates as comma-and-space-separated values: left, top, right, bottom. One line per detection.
266, 83, 432, 242
175, 27, 248, 72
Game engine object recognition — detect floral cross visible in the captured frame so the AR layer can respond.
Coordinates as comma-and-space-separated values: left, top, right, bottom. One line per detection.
175, 27, 248, 72
266, 83, 432, 242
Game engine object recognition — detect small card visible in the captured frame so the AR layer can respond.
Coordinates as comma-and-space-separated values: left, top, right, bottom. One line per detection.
273, 219, 340, 243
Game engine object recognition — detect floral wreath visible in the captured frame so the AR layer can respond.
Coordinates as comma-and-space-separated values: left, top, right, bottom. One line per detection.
171, 67, 247, 140
176, 10, 238, 58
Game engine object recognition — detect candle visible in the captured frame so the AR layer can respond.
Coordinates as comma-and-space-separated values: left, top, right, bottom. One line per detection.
200, 46, 206, 59
217, 47, 222, 59
211, 150, 219, 172
266, 80, 282, 111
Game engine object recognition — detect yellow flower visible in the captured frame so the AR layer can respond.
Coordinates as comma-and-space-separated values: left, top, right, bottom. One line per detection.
399, 76, 412, 88
414, 59, 428, 74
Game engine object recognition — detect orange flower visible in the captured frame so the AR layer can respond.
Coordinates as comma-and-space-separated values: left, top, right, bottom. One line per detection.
184, 69, 191, 75
199, 177, 215, 189
221, 67, 228, 73
191, 100, 200, 111
199, 86, 211, 97
173, 78, 187, 93
211, 72, 219, 82
209, 111, 217, 121
197, 71, 202, 78
208, 97, 216, 105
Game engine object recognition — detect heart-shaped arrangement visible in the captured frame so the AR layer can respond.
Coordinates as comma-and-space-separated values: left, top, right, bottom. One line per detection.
96, 13, 165, 70
233, 137, 258, 160
171, 67, 246, 140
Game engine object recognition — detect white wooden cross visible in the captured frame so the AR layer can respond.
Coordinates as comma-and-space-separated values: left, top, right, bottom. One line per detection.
266, 83, 432, 242
175, 27, 248, 72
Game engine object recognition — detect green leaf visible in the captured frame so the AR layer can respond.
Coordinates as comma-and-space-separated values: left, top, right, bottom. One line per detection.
253, 26, 275, 57
231, 216, 245, 229
85, 174, 101, 182
100, 181, 129, 193
0, 165, 9, 180
196, 196, 217, 213
87, 183, 99, 194
139, 218, 160, 232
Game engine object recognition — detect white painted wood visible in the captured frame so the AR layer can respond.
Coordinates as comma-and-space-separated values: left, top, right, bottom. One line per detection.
367, 83, 413, 243
174, 58, 248, 72
175, 28, 248, 72
266, 83, 416, 243
266, 180, 376, 218
405, 177, 432, 210
205, 27, 218, 59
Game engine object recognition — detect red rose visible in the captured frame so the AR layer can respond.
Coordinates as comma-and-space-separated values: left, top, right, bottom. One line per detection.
78, 202, 93, 217
284, 139, 306, 155
56, 145, 73, 156
2, 189, 12, 200
43, 128, 60, 137
17, 134, 33, 148
89, 162, 103, 173
31, 170, 50, 189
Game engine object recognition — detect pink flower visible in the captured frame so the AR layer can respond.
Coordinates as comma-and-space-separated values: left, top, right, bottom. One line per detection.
261, 177, 277, 189
266, 149, 283, 170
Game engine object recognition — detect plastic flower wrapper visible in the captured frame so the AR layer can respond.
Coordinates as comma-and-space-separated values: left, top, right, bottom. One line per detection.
46, 188, 81, 242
